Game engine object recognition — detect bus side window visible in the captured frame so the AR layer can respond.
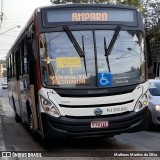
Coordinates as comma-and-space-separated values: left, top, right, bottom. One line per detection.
15, 50, 20, 80
24, 38, 28, 75
27, 38, 35, 62
26, 35, 35, 85
20, 42, 24, 76
7, 56, 11, 79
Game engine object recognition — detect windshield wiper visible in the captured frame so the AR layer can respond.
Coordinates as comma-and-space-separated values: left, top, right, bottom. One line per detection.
63, 26, 84, 57
104, 37, 111, 72
63, 26, 87, 76
104, 25, 121, 72
82, 35, 87, 76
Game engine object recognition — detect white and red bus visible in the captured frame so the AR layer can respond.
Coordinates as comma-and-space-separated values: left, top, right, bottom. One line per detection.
6, 4, 148, 138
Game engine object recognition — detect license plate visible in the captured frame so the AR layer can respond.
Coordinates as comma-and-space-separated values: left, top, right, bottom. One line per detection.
91, 121, 109, 128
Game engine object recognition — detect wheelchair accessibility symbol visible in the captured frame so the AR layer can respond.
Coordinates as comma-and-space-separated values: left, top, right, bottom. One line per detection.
98, 73, 111, 87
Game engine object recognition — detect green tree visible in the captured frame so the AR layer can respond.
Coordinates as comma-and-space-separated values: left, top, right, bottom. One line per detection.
117, 0, 142, 11
142, 0, 160, 29
51, 0, 143, 5
141, 0, 160, 78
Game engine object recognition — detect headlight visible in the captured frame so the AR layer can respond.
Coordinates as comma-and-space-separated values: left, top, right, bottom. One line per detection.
155, 105, 160, 112
40, 96, 61, 117
134, 94, 148, 112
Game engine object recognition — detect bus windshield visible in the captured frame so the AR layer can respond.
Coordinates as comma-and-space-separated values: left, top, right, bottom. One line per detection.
40, 29, 145, 88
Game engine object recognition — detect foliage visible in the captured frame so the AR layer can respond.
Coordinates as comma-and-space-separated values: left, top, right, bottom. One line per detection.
51, 0, 143, 7
142, 0, 160, 29
141, 0, 160, 77
0, 60, 6, 68
117, 0, 142, 10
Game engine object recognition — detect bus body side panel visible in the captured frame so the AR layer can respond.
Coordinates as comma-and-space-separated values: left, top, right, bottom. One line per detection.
19, 75, 30, 123
31, 12, 43, 132
8, 78, 21, 118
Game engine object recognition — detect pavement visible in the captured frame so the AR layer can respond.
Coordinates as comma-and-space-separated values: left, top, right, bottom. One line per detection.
0, 97, 160, 160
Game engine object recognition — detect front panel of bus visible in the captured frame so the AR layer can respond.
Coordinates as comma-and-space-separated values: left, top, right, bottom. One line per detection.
35, 4, 148, 138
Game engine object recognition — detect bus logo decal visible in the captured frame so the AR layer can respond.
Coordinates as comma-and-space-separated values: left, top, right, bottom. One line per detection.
94, 108, 103, 116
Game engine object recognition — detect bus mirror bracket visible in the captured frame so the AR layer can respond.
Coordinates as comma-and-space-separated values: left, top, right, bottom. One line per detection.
146, 35, 152, 68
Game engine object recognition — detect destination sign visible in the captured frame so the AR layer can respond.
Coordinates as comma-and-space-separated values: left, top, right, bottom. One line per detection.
72, 13, 107, 21
43, 9, 135, 24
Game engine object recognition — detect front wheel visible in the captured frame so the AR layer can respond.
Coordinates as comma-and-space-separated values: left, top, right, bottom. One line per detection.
28, 111, 40, 140
15, 113, 22, 123
146, 111, 154, 131
28, 112, 34, 133
13, 98, 22, 123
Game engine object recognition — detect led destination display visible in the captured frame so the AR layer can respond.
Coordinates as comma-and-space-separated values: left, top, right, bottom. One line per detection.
43, 9, 136, 23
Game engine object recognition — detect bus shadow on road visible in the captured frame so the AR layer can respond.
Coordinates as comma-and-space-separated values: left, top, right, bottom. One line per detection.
28, 131, 138, 151
146, 126, 160, 133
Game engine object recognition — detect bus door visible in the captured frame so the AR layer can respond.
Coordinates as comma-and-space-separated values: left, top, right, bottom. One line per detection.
26, 35, 39, 131
17, 40, 30, 123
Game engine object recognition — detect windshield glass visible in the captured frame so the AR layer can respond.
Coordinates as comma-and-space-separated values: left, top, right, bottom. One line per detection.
149, 82, 160, 96
40, 29, 145, 88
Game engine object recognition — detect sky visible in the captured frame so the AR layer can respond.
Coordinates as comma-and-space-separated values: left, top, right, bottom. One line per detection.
0, 0, 51, 59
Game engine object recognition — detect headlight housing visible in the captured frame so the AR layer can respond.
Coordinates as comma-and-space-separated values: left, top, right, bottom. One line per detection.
40, 96, 61, 117
155, 105, 160, 112
134, 94, 148, 112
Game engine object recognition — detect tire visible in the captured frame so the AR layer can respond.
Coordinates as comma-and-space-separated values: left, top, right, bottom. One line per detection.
28, 113, 34, 131
15, 113, 22, 123
28, 111, 41, 140
12, 97, 22, 123
146, 111, 154, 131
28, 109, 38, 136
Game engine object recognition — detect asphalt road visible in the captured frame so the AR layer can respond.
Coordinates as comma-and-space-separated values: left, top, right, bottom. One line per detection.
0, 87, 160, 160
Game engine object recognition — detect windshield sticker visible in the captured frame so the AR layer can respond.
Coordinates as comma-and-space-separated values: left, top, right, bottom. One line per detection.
113, 75, 130, 84
56, 57, 81, 68
98, 63, 106, 71
50, 75, 87, 85
98, 73, 112, 87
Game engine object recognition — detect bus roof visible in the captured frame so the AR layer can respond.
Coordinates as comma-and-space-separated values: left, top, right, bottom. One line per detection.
37, 3, 137, 11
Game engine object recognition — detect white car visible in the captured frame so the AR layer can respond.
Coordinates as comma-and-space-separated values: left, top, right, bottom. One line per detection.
147, 79, 160, 129
2, 83, 8, 89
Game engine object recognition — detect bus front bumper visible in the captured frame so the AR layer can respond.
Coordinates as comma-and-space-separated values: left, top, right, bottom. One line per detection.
41, 107, 148, 138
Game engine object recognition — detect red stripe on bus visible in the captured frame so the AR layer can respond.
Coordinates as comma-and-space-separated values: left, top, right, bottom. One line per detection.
34, 13, 42, 91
